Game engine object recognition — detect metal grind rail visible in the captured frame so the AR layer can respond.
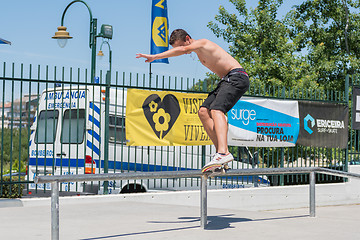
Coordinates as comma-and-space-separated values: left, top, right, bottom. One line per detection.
35, 167, 360, 240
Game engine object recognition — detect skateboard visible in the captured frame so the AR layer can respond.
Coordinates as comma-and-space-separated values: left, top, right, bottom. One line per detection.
201, 163, 230, 178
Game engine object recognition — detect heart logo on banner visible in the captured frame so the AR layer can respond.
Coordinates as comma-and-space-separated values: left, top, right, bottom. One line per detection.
142, 94, 181, 139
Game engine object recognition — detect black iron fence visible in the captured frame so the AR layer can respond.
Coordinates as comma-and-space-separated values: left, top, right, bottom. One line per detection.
0, 62, 354, 197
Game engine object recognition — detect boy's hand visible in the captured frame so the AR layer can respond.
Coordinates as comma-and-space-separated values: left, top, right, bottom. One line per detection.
136, 53, 156, 63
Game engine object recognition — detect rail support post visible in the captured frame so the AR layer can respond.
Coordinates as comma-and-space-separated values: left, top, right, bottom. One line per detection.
51, 181, 60, 240
309, 171, 316, 217
200, 175, 207, 229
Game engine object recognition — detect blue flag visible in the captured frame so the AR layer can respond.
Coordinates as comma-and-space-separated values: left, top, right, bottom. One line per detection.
150, 0, 169, 64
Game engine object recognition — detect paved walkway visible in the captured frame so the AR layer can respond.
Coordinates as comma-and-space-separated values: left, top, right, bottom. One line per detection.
0, 198, 359, 240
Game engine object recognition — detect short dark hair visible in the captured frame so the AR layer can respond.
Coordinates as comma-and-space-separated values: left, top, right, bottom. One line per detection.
169, 29, 191, 45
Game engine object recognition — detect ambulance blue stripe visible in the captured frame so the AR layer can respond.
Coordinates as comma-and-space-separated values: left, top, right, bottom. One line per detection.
29, 157, 86, 168
89, 102, 101, 115
87, 130, 101, 143
88, 115, 100, 128
87, 140, 100, 156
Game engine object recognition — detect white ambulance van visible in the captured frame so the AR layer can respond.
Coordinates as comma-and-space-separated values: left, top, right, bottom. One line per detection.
28, 86, 269, 194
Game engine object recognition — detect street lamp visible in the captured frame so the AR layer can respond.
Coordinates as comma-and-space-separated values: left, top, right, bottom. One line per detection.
52, 0, 112, 83
97, 39, 112, 195
341, 0, 350, 56
97, 50, 104, 57
52, 1, 113, 197
52, 26, 72, 48
97, 39, 112, 72
341, 0, 350, 174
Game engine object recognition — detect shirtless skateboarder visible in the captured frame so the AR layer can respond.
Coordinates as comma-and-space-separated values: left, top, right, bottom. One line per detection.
136, 29, 249, 170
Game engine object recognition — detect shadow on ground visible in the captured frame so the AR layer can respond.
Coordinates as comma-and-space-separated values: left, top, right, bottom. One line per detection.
80, 214, 308, 239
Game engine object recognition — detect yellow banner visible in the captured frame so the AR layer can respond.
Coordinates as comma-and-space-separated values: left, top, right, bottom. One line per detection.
126, 89, 212, 146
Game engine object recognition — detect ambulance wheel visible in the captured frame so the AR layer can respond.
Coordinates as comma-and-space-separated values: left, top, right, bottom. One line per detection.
120, 184, 147, 193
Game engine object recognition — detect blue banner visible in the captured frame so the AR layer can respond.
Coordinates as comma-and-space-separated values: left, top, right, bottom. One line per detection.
228, 97, 300, 147
150, 0, 169, 64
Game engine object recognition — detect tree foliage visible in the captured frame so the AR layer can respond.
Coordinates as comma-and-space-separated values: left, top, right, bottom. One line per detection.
0, 128, 29, 174
208, 0, 360, 91
190, 73, 219, 92
286, 0, 360, 90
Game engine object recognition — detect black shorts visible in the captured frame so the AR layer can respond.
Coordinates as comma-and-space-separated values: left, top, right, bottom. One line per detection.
200, 68, 249, 113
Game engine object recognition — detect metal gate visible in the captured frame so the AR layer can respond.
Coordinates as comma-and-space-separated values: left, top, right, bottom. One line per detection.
0, 62, 351, 197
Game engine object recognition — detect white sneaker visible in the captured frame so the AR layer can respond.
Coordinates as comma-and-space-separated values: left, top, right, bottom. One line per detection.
203, 153, 234, 168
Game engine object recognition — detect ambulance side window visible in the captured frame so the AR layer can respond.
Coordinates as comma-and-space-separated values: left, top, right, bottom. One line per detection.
35, 110, 59, 143
109, 115, 126, 144
61, 109, 86, 144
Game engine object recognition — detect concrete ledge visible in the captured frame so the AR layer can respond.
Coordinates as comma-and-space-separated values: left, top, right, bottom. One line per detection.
0, 199, 24, 208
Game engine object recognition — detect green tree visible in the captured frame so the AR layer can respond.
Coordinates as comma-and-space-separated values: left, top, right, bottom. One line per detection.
190, 73, 220, 92
0, 128, 29, 174
286, 0, 360, 90
208, 0, 360, 92
208, 0, 321, 91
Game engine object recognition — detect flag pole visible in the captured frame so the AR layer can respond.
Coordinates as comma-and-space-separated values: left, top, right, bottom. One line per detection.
149, 63, 152, 85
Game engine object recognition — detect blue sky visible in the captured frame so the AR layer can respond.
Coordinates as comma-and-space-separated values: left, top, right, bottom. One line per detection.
0, 0, 302, 84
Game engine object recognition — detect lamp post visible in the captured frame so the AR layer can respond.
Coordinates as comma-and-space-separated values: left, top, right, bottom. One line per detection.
341, 0, 350, 174
52, 0, 113, 83
97, 39, 112, 194
52, 0, 97, 83
52, 1, 113, 195
97, 39, 112, 73
341, 0, 350, 56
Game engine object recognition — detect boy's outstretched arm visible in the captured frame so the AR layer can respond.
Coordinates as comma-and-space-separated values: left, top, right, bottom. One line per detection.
136, 47, 186, 63
135, 53, 157, 63
136, 40, 205, 63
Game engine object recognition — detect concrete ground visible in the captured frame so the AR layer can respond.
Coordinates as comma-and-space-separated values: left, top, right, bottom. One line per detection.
0, 198, 359, 240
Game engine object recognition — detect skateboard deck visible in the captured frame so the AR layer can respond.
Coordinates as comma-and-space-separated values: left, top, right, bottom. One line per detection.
201, 163, 230, 178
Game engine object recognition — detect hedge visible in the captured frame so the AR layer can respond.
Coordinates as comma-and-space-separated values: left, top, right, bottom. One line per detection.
0, 176, 24, 198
